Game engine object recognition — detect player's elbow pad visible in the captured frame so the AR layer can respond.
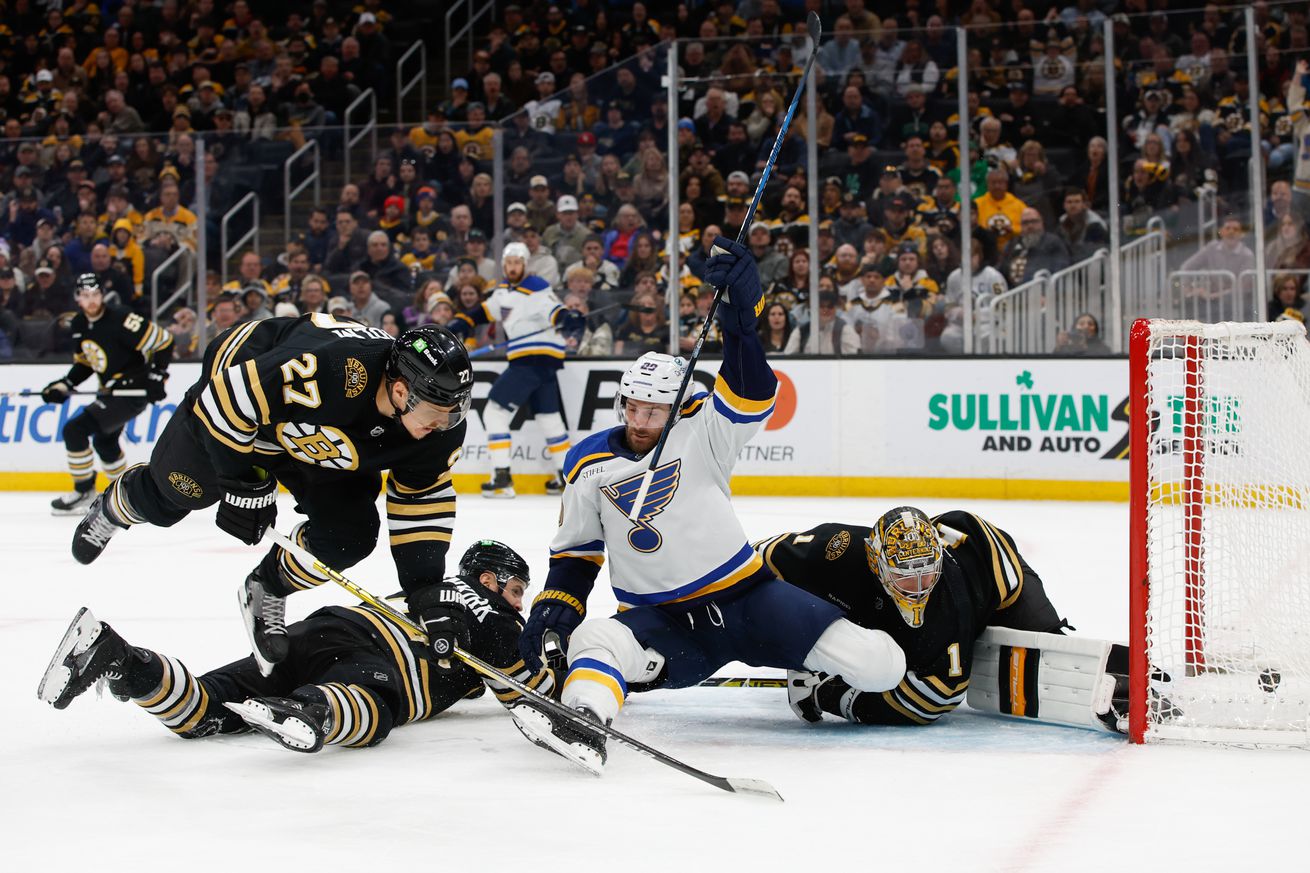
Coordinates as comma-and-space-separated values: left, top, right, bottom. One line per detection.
804, 620, 907, 693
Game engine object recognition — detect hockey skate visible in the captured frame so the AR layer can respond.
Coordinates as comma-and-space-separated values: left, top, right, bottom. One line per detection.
71, 494, 129, 564
238, 570, 289, 677
480, 467, 516, 499
38, 607, 136, 709
508, 701, 608, 776
224, 697, 331, 753
787, 669, 834, 723
51, 488, 96, 516
544, 475, 566, 496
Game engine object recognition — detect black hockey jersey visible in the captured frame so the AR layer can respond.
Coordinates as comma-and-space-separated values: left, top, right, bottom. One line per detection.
64, 303, 173, 390
190, 313, 468, 593
328, 575, 554, 726
757, 511, 1032, 725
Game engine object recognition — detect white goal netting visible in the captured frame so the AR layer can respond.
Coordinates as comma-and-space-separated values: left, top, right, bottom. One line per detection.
1138, 319, 1310, 746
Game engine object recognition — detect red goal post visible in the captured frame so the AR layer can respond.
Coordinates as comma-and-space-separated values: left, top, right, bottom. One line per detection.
1129, 317, 1310, 746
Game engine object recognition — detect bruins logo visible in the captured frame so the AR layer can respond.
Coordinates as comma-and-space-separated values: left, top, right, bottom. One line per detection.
79, 339, 108, 373
168, 472, 204, 499
344, 357, 368, 399
276, 422, 359, 470
825, 530, 851, 561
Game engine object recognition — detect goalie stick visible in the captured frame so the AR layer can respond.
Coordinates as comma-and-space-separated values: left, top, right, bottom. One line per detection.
264, 527, 783, 801
627, 10, 822, 521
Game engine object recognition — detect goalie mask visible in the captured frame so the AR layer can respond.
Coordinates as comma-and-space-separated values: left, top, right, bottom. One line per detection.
865, 506, 943, 628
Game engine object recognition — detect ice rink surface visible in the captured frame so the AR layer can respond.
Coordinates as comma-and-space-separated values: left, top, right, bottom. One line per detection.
4, 492, 1308, 871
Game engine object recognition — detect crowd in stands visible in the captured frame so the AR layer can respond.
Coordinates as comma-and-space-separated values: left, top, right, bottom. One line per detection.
2, 0, 1307, 363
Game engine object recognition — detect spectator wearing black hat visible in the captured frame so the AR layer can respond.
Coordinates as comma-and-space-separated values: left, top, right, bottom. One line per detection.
832, 193, 873, 251
835, 134, 879, 203
592, 100, 638, 160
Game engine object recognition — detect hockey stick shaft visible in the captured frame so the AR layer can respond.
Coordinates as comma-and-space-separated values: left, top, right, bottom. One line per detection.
467, 302, 624, 358
697, 677, 787, 688
263, 528, 783, 801
628, 11, 821, 521
3, 389, 148, 398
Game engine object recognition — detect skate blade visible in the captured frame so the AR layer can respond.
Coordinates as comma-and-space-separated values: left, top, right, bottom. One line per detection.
50, 505, 93, 517
236, 589, 278, 678
223, 701, 319, 752
37, 607, 100, 707
480, 489, 517, 499
510, 707, 604, 776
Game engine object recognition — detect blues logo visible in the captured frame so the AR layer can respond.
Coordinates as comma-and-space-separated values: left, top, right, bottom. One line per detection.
601, 460, 681, 552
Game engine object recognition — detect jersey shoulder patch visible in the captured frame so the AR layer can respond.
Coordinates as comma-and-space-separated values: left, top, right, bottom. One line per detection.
564, 428, 619, 483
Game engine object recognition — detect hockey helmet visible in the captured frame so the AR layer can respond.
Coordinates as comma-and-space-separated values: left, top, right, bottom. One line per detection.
865, 506, 943, 628
502, 241, 530, 267
460, 539, 531, 592
74, 273, 102, 296
386, 324, 473, 428
613, 351, 691, 427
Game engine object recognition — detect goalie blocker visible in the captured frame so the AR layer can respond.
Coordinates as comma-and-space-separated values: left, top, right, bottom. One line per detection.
968, 627, 1130, 734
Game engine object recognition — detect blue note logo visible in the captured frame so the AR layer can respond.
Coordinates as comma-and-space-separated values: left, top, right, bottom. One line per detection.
601, 460, 681, 553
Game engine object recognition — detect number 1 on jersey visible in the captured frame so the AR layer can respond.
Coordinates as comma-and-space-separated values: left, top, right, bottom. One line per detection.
280, 353, 321, 408
947, 642, 962, 677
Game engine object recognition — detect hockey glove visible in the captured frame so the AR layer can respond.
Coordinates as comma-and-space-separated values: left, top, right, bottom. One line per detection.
409, 581, 471, 665
698, 236, 764, 336
145, 370, 167, 402
41, 380, 71, 404
215, 469, 278, 546
556, 307, 587, 333
519, 589, 586, 672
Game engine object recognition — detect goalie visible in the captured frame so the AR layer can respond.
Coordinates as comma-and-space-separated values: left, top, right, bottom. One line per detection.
757, 506, 1133, 733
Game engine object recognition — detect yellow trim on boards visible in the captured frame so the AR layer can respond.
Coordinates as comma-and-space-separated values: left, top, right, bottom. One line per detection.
0, 471, 1130, 501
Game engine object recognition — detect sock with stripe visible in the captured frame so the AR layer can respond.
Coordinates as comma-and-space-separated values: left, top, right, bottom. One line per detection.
305, 683, 393, 748
66, 448, 96, 492
101, 453, 127, 482
131, 654, 219, 737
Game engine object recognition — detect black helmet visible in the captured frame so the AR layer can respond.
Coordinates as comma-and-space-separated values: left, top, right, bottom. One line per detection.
386, 324, 474, 425
74, 273, 101, 295
459, 539, 530, 589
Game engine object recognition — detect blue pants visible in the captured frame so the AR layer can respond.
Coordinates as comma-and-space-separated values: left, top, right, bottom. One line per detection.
616, 577, 844, 689
487, 363, 562, 414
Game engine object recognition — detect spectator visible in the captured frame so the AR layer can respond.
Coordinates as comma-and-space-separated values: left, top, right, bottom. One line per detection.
544, 195, 588, 269
304, 208, 332, 272
1268, 274, 1308, 321
790, 290, 859, 355
207, 292, 241, 343
832, 85, 880, 148
747, 221, 787, 287
1068, 136, 1111, 214
1054, 313, 1112, 355
102, 89, 144, 133
618, 231, 660, 289
346, 271, 390, 328
975, 167, 1028, 250
361, 230, 411, 306
1180, 215, 1257, 277
894, 40, 940, 97
758, 301, 796, 355
694, 87, 735, 154
632, 147, 669, 224
562, 292, 614, 357
603, 204, 645, 269
1267, 213, 1310, 271
521, 226, 561, 287
924, 236, 960, 287
1012, 140, 1063, 229
1057, 189, 1110, 262
816, 16, 861, 80
326, 209, 369, 275
1122, 159, 1180, 236
828, 243, 864, 300
612, 289, 667, 356
999, 209, 1073, 285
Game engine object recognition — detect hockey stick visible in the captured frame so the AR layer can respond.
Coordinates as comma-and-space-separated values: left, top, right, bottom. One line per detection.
264, 528, 783, 801
697, 677, 787, 688
467, 302, 624, 359
628, 10, 821, 521
3, 389, 148, 398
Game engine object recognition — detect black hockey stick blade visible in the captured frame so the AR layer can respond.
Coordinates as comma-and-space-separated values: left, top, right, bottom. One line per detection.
264, 528, 784, 801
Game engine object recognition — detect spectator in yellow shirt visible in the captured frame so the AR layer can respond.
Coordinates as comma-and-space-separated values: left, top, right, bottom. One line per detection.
974, 166, 1028, 250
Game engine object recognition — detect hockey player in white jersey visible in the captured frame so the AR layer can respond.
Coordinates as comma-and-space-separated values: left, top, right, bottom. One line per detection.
452, 242, 584, 498
511, 237, 908, 772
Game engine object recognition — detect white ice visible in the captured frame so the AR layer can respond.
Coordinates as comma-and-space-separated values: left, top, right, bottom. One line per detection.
3, 493, 1307, 872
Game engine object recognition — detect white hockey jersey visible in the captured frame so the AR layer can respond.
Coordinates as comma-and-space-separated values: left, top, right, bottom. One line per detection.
460, 274, 567, 363
546, 334, 778, 609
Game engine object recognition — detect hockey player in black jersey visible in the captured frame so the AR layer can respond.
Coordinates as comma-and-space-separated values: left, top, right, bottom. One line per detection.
38, 541, 555, 753
43, 274, 172, 516
756, 506, 1074, 726
71, 316, 475, 677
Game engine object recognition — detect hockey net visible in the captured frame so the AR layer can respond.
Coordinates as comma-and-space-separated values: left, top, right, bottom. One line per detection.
1129, 318, 1310, 746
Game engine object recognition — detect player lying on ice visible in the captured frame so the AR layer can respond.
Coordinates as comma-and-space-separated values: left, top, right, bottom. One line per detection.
38, 541, 556, 753
507, 237, 910, 774
758, 507, 1155, 733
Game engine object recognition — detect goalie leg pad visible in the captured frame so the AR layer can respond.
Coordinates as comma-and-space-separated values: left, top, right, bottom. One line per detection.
968, 627, 1119, 733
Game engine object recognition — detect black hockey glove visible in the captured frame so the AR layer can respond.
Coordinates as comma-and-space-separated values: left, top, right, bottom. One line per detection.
215, 469, 278, 545
41, 380, 71, 404
556, 307, 587, 332
145, 370, 167, 402
695, 236, 764, 336
409, 581, 471, 665
519, 589, 586, 672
